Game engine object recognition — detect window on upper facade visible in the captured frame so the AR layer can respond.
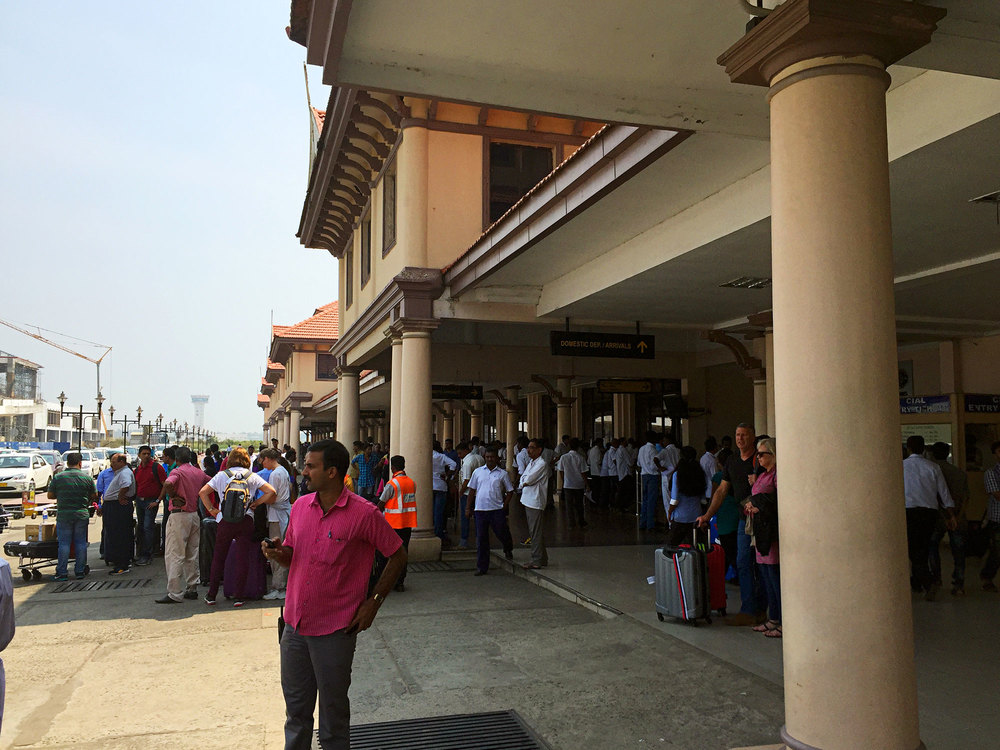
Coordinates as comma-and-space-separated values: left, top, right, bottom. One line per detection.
345, 249, 354, 308
47, 410, 60, 426
487, 141, 554, 226
316, 353, 338, 381
360, 218, 372, 288
382, 166, 397, 255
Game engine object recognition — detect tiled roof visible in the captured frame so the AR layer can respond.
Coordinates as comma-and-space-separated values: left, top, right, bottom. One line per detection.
274, 301, 339, 341
312, 107, 325, 132
267, 361, 286, 371
257, 394, 270, 406
260, 377, 269, 386
273, 325, 291, 336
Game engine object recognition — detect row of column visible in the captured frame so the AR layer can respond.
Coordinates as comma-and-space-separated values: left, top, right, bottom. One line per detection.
264, 408, 301, 457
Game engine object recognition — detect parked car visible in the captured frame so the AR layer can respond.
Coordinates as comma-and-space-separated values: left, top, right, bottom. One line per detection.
89, 448, 112, 473
0, 452, 54, 498
36, 449, 65, 476
60, 449, 102, 479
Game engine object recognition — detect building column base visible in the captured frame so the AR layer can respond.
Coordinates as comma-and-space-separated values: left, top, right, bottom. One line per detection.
406, 532, 442, 562
779, 727, 925, 750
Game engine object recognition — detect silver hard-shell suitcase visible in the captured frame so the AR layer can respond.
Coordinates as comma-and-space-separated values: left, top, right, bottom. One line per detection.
654, 543, 712, 625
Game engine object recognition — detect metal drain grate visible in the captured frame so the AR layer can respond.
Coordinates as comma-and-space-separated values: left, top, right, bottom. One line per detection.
408, 560, 455, 573
50, 578, 153, 593
336, 710, 550, 749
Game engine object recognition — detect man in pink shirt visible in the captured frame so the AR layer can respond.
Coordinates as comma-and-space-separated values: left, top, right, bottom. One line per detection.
262, 439, 406, 750
154, 447, 209, 604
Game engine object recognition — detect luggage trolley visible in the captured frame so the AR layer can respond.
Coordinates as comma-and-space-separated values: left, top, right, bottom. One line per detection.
3, 539, 90, 582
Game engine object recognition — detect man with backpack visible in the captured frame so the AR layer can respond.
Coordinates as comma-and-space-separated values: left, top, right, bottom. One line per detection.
197, 447, 276, 607
132, 445, 166, 565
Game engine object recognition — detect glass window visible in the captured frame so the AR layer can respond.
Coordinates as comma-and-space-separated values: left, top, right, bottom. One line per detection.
488, 141, 554, 226
382, 169, 396, 254
48, 410, 60, 426
316, 353, 338, 381
360, 219, 372, 288
345, 249, 354, 309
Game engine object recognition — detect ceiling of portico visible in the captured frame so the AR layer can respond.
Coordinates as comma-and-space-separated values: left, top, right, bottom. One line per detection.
304, 0, 1000, 139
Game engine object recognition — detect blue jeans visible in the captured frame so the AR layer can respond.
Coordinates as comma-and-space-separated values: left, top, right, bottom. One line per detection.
134, 497, 159, 559
640, 474, 660, 529
56, 517, 89, 577
759, 563, 781, 623
736, 522, 766, 615
433, 490, 449, 540
459, 494, 471, 545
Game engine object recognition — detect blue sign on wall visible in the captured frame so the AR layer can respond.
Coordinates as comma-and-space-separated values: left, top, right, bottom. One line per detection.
965, 394, 1000, 414
899, 396, 950, 415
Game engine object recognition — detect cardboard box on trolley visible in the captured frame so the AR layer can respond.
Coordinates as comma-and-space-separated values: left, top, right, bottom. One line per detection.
25, 523, 56, 542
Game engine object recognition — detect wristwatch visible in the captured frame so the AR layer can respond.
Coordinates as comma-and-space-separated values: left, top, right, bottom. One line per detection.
372, 592, 385, 605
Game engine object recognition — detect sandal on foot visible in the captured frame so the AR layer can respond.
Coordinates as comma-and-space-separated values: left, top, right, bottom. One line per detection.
752, 620, 779, 633
763, 626, 783, 638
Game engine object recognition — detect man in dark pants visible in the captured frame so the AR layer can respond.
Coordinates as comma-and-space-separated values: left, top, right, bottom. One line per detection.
466, 446, 515, 575
263, 439, 406, 750
375, 455, 416, 592
102, 453, 136, 575
697, 423, 766, 625
902, 435, 956, 601
132, 446, 166, 565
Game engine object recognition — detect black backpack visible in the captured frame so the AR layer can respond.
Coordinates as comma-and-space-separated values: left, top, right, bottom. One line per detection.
220, 469, 253, 523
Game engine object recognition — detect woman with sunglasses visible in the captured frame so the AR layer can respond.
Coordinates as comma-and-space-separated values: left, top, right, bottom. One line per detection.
747, 438, 780, 637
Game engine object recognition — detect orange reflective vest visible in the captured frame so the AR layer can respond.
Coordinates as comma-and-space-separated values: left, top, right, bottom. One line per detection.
383, 472, 417, 529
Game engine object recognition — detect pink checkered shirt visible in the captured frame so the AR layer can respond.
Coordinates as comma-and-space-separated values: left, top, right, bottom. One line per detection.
283, 486, 402, 636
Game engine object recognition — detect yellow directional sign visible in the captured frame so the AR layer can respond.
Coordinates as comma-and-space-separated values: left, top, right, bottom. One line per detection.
550, 331, 655, 359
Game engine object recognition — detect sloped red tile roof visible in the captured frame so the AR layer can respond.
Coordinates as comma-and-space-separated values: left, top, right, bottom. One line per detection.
274, 301, 339, 341
273, 325, 291, 336
312, 108, 326, 132
267, 361, 286, 371
260, 377, 269, 386
257, 394, 270, 406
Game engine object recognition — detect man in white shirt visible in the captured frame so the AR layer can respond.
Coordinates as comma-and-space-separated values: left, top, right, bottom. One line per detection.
614, 438, 633, 512
466, 446, 514, 575
514, 437, 530, 479
601, 437, 619, 510
656, 435, 681, 519
587, 438, 605, 507
557, 438, 590, 528
260, 449, 293, 600
457, 442, 485, 550
431, 441, 458, 547
700, 436, 719, 487
902, 434, 956, 600
518, 439, 550, 569
637, 431, 661, 530
541, 439, 557, 511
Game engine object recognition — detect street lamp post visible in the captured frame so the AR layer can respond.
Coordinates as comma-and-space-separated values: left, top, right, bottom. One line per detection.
58, 390, 105, 450
107, 405, 142, 449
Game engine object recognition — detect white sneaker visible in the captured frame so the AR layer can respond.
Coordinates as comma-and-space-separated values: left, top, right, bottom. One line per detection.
262, 589, 285, 600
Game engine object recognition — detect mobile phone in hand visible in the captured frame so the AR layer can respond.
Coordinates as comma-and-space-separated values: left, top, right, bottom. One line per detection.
263, 538, 277, 549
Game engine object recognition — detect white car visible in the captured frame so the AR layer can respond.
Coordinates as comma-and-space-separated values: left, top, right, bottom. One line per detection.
0, 452, 54, 497
60, 450, 103, 479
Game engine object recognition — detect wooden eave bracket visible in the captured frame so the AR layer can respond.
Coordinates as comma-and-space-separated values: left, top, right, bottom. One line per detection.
701, 330, 765, 380
530, 375, 576, 406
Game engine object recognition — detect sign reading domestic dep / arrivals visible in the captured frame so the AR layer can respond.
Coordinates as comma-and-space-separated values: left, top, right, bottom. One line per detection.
550, 331, 655, 359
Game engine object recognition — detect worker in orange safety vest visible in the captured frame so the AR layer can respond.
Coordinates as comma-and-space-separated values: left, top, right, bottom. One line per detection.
376, 455, 415, 591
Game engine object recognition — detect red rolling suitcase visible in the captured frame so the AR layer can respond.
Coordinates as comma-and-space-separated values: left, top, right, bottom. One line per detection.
704, 538, 728, 616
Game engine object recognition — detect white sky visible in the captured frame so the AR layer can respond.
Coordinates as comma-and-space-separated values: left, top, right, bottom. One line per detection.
1, 2, 337, 434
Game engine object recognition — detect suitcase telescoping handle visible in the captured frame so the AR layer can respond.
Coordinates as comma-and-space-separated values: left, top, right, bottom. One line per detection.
692, 526, 711, 551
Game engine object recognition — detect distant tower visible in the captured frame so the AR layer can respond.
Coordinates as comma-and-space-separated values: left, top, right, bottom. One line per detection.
191, 395, 209, 428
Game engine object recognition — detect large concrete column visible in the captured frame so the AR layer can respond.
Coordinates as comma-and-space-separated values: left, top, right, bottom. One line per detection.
570, 385, 583, 440
556, 377, 572, 441
719, 3, 944, 748
442, 400, 454, 444
335, 367, 360, 447
283, 411, 292, 450
397, 324, 439, 561
396, 116, 429, 268
389, 333, 403, 451
289, 408, 301, 459
526, 393, 543, 439
505, 387, 520, 473
469, 399, 483, 442
752, 379, 768, 437
495, 400, 505, 445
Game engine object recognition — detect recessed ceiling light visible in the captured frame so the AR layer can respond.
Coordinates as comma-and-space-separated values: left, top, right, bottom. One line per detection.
719, 276, 772, 289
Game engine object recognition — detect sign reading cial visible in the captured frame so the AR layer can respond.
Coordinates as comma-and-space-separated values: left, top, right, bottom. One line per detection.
965, 394, 1000, 413
431, 384, 484, 400
899, 396, 950, 415
550, 331, 655, 359
359, 410, 386, 419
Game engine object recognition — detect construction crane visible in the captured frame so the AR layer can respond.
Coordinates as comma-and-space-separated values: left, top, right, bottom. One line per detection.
0, 318, 112, 436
